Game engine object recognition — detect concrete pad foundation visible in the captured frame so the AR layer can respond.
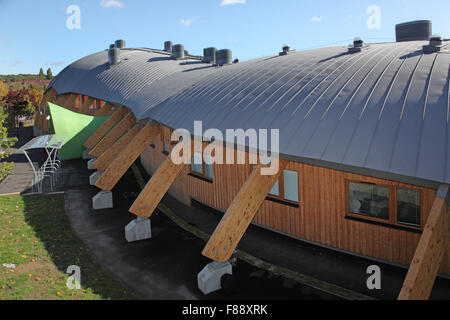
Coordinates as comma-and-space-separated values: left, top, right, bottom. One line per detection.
198, 261, 233, 295
87, 158, 97, 170
92, 191, 113, 210
125, 217, 152, 242
89, 171, 104, 186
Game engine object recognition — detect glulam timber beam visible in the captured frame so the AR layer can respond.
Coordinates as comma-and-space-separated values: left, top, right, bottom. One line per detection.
129, 141, 187, 218
94, 121, 160, 191
202, 160, 287, 262
37, 88, 58, 132
92, 125, 141, 171
83, 107, 129, 149
89, 112, 137, 157
80, 96, 94, 114
398, 185, 450, 300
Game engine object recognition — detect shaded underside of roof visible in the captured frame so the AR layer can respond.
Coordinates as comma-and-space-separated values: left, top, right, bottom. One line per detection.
49, 41, 450, 186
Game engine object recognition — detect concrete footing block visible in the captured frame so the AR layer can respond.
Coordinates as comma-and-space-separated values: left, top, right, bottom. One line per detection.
125, 217, 152, 242
92, 191, 113, 210
87, 158, 97, 170
198, 261, 232, 295
89, 171, 104, 186
82, 149, 94, 160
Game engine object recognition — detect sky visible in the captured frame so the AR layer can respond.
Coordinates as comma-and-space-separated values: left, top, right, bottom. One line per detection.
0, 0, 449, 76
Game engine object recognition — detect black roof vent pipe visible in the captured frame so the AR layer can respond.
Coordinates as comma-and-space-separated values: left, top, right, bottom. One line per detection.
216, 49, 232, 66
164, 41, 173, 52
423, 34, 444, 53
172, 44, 185, 60
395, 20, 432, 42
115, 39, 126, 49
348, 37, 365, 53
203, 47, 217, 63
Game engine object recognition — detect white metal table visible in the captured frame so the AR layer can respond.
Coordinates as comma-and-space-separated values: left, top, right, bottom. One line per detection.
18, 134, 67, 193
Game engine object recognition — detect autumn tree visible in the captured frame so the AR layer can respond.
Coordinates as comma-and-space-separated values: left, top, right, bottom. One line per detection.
0, 80, 7, 100
1, 90, 34, 129
0, 112, 17, 180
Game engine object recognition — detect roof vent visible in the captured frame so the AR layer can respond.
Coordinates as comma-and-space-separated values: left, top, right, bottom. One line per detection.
203, 47, 217, 64
395, 20, 432, 42
216, 49, 232, 66
109, 43, 116, 49
115, 39, 126, 49
348, 37, 365, 53
233, 58, 240, 64
164, 41, 173, 52
279, 44, 291, 56
423, 34, 444, 53
108, 47, 120, 65
172, 44, 185, 60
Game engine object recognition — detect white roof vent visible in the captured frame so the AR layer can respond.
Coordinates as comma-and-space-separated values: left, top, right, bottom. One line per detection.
348, 37, 366, 53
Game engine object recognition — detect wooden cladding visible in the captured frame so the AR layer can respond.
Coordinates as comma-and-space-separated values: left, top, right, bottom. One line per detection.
398, 197, 450, 300
140, 125, 447, 275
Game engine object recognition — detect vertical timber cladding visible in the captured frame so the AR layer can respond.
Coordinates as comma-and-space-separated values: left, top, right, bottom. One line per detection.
139, 124, 450, 275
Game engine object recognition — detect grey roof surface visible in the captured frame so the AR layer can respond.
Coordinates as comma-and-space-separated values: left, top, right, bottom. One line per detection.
49, 41, 450, 185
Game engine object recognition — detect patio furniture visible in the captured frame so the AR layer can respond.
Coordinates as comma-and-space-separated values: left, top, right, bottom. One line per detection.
17, 134, 67, 193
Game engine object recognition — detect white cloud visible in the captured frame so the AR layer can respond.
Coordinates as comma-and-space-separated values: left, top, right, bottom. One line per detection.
311, 16, 324, 22
221, 0, 246, 6
180, 18, 195, 27
100, 0, 124, 8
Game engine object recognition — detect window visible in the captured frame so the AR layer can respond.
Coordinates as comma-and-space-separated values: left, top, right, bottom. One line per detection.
397, 188, 421, 227
190, 152, 213, 182
348, 182, 390, 220
150, 139, 155, 148
268, 170, 299, 205
347, 181, 422, 230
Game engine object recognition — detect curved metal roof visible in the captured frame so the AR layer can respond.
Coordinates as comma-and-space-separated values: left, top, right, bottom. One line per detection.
49, 41, 450, 186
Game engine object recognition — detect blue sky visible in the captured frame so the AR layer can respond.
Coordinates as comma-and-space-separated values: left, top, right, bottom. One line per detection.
0, 0, 449, 75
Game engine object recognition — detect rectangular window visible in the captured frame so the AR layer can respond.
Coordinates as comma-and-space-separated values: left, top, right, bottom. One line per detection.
347, 181, 422, 230
267, 169, 299, 206
163, 142, 170, 155
348, 182, 390, 220
190, 152, 213, 182
397, 188, 421, 227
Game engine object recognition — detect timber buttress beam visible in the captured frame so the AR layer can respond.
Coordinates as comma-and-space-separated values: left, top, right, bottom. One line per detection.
398, 185, 450, 300
83, 107, 129, 149
202, 160, 287, 263
129, 141, 187, 218
94, 122, 160, 191
89, 112, 137, 157
92, 125, 141, 171
95, 102, 115, 117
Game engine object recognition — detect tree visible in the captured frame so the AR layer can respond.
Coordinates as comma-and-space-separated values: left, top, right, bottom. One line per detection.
46, 68, 53, 80
0, 111, 17, 181
0, 81, 7, 100
39, 68, 45, 79
1, 90, 34, 129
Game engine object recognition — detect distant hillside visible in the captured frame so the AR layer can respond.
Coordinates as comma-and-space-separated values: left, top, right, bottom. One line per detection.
0, 74, 50, 83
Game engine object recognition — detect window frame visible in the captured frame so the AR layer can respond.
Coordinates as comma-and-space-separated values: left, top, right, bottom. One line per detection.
345, 179, 423, 231
267, 169, 300, 207
189, 152, 214, 183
